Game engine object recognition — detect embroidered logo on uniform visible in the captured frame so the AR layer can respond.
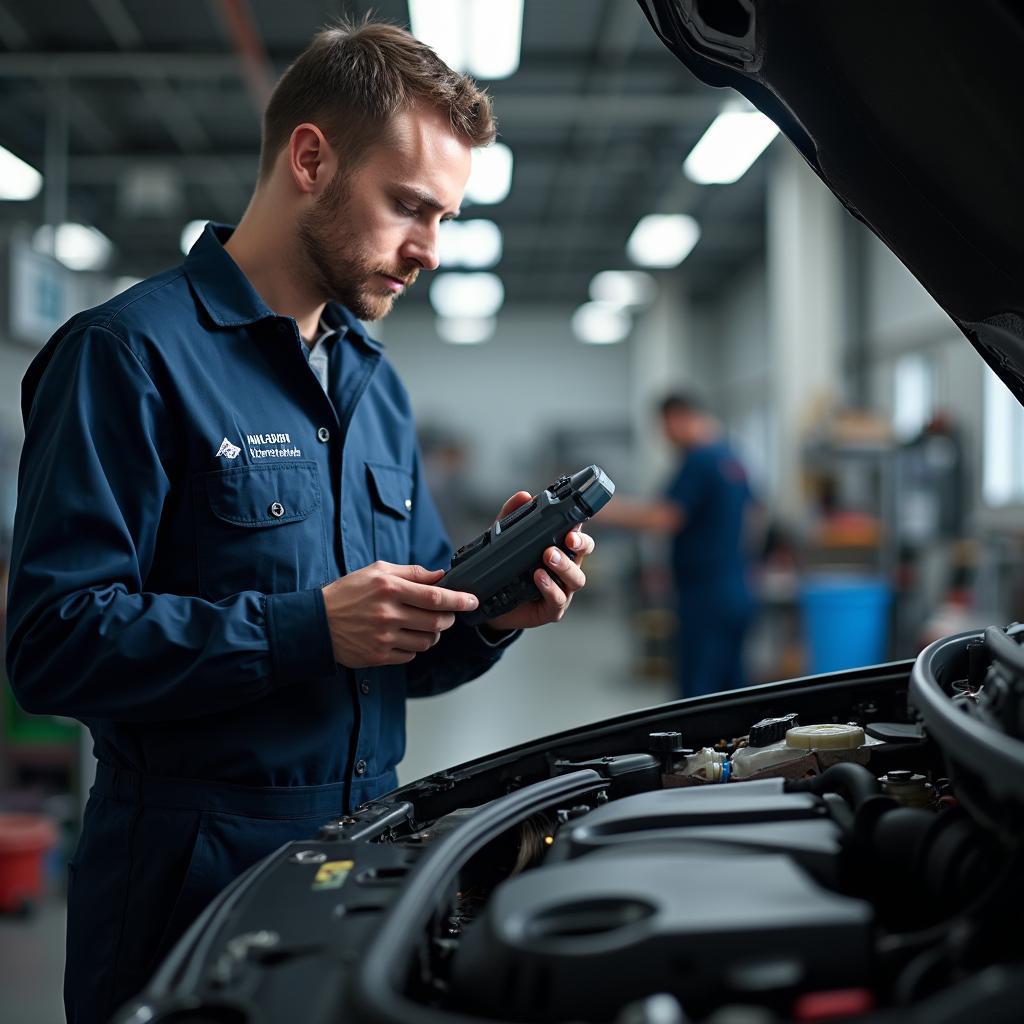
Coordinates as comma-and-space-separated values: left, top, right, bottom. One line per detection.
244, 430, 303, 459
216, 437, 241, 459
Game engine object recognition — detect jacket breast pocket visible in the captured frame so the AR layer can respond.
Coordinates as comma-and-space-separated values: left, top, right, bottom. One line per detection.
366, 462, 413, 565
194, 461, 328, 601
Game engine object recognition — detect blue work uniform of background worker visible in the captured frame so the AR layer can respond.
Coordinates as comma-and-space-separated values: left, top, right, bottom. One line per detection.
4, 224, 518, 1019
665, 437, 757, 698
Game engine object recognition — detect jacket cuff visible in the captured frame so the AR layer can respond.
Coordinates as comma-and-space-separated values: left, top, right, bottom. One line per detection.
266, 589, 337, 684
475, 623, 522, 648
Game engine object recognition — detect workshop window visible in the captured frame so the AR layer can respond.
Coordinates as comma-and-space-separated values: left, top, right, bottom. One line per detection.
983, 367, 1024, 506
892, 352, 934, 441
732, 404, 774, 495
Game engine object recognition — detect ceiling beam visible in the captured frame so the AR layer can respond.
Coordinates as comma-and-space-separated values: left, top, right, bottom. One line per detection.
68, 154, 256, 183
498, 92, 717, 127
0, 54, 720, 125
61, 149, 669, 180
0, 52, 245, 78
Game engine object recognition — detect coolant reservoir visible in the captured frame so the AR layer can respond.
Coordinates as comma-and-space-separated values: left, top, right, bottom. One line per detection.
785, 724, 865, 750
729, 739, 807, 780
730, 723, 867, 780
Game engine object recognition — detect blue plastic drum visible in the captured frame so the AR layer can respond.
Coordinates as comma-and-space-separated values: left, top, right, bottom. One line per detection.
800, 576, 891, 674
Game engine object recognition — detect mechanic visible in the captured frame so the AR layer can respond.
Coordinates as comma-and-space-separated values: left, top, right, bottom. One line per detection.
601, 392, 756, 698
4, 20, 594, 1024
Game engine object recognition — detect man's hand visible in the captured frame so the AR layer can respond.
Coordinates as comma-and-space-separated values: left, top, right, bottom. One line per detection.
483, 490, 596, 632
322, 562, 479, 668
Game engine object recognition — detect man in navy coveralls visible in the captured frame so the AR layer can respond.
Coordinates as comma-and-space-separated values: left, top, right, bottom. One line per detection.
602, 392, 756, 698
5, 20, 594, 1023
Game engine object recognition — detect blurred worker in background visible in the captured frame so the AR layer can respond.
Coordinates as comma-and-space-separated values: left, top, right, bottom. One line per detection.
602, 392, 758, 698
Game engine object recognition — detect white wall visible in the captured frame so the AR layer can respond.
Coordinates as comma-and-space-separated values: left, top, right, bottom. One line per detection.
689, 264, 775, 495
705, 263, 770, 419
864, 232, 955, 350
380, 305, 635, 499
625, 277, 698, 491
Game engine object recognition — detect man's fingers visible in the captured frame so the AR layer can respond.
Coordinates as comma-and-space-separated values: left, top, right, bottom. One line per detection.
544, 546, 586, 592
565, 528, 595, 560
374, 563, 475, 610
535, 568, 569, 610
382, 563, 447, 584
399, 608, 457, 633
498, 490, 533, 519
395, 577, 479, 613
394, 628, 443, 653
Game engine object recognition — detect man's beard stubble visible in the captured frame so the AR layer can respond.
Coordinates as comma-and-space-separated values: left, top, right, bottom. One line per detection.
296, 172, 419, 322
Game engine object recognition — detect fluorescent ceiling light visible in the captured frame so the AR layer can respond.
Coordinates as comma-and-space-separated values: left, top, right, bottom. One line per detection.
626, 214, 700, 269
572, 302, 631, 345
683, 109, 780, 185
180, 219, 207, 255
438, 219, 503, 269
436, 316, 495, 345
409, 0, 523, 79
430, 272, 504, 319
465, 143, 513, 205
466, 0, 522, 78
33, 223, 113, 271
589, 270, 657, 308
0, 144, 43, 200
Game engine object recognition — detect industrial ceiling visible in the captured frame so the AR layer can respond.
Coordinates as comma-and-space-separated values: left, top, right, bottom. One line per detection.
0, 0, 768, 309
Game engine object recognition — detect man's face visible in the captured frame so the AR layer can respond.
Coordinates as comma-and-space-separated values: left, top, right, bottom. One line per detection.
662, 409, 696, 448
296, 104, 472, 321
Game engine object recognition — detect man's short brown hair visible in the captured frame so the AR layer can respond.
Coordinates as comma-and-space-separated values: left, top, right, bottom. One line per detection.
258, 16, 497, 182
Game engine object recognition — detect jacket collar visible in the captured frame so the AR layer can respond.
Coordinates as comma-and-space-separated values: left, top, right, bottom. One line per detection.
184, 222, 382, 353
321, 301, 383, 354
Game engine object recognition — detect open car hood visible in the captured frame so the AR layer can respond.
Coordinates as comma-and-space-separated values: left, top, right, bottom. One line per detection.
638, 0, 1024, 402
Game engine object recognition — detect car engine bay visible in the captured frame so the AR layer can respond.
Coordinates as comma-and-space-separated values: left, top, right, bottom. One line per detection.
121, 625, 1024, 1024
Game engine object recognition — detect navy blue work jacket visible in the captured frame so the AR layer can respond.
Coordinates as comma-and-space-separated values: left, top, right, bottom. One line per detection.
6, 224, 512, 807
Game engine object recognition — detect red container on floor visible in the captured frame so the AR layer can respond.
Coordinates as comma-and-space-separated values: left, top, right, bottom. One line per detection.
0, 813, 58, 914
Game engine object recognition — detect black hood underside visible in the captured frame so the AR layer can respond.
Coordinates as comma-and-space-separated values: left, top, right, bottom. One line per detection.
639, 0, 1024, 402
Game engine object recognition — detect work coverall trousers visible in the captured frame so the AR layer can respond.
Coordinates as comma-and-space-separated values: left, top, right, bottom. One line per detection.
675, 583, 755, 699
65, 762, 393, 1024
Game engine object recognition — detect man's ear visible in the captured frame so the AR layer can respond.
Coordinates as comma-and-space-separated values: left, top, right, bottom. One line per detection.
287, 123, 337, 197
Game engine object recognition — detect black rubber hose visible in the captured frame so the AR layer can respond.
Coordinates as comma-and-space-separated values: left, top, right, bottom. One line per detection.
784, 762, 880, 811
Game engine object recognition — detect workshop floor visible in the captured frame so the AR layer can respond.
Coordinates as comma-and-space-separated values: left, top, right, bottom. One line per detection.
0, 599, 671, 1023
401, 595, 673, 782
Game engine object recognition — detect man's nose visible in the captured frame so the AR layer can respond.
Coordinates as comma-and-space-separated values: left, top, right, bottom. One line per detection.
401, 225, 440, 272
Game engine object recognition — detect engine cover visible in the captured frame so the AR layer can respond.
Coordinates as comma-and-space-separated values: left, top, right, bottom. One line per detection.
557, 778, 844, 885
451, 849, 871, 1021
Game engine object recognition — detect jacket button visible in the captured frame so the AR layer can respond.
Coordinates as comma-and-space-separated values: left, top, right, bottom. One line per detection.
269, 501, 285, 518
355, 759, 367, 776
404, 498, 412, 511
360, 680, 370, 695
317, 426, 330, 443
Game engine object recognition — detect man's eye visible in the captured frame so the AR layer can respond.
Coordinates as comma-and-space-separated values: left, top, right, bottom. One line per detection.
397, 201, 417, 217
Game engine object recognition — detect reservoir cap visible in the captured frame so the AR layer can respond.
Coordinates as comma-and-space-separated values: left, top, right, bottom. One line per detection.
785, 723, 865, 750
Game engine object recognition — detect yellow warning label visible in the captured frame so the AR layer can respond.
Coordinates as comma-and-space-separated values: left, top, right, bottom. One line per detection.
312, 859, 354, 891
